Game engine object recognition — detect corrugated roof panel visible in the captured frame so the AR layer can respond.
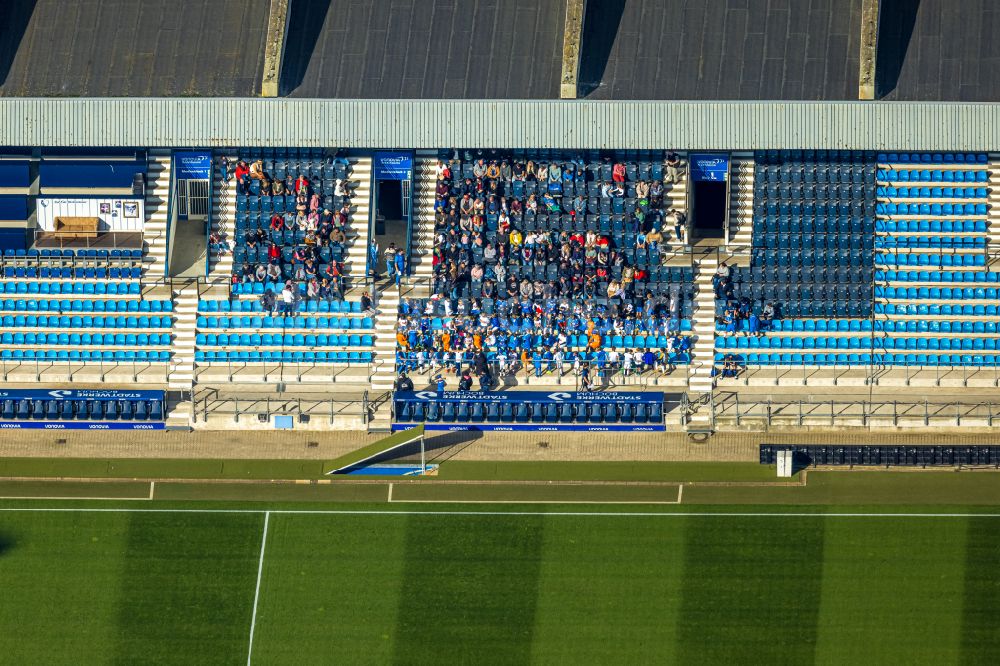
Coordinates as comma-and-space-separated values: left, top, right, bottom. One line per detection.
2, 99, 1000, 150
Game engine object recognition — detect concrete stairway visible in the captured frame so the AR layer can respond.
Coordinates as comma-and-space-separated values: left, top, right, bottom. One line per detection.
143, 149, 172, 279
343, 157, 372, 286
988, 153, 1000, 251
410, 150, 439, 279
167, 281, 199, 389
727, 152, 755, 253
688, 255, 718, 396
663, 153, 689, 247
370, 286, 400, 393
208, 153, 236, 284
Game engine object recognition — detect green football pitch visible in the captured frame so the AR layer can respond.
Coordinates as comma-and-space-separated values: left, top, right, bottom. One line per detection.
2, 505, 1000, 665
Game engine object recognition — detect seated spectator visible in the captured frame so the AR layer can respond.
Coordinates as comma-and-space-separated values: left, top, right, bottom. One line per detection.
294, 173, 309, 194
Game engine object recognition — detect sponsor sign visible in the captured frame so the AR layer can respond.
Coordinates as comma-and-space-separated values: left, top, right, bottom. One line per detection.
392, 423, 666, 433
689, 153, 729, 182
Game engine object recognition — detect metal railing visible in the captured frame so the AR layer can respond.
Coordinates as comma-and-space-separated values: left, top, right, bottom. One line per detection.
193, 389, 367, 425
711, 394, 1000, 428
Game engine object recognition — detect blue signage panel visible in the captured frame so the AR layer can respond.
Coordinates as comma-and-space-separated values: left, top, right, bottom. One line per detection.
0, 389, 164, 401
174, 151, 213, 180
392, 423, 666, 433
0, 422, 165, 430
395, 390, 663, 404
373, 151, 413, 181
689, 153, 729, 182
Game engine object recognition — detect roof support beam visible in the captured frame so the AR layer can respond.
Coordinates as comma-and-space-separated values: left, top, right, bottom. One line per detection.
261, 0, 291, 97
560, 0, 587, 99
859, 0, 880, 100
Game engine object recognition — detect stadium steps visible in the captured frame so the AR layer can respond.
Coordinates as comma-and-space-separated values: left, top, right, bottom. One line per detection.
142, 149, 172, 279
208, 153, 236, 284
727, 152, 755, 253
370, 287, 400, 395
688, 256, 718, 396
343, 157, 372, 286
663, 153, 689, 245
167, 281, 199, 389
988, 153, 1000, 249
409, 150, 438, 280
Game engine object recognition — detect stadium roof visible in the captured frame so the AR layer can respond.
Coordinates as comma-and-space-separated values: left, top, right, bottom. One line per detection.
282, 0, 566, 98
0, 0, 269, 97
1, 0, 998, 102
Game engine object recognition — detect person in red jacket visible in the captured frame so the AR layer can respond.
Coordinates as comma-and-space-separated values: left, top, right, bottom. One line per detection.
234, 160, 250, 194
294, 174, 310, 194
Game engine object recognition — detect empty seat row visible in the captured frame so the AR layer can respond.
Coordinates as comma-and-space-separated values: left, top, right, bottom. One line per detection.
753, 233, 869, 250
3, 248, 144, 261
1, 398, 163, 421
397, 400, 663, 425
729, 284, 870, 300
874, 236, 986, 249
717, 336, 872, 350
877, 169, 988, 182
195, 350, 372, 363
876, 219, 987, 233
720, 319, 873, 333
876, 303, 1000, 316
877, 338, 1000, 351
197, 316, 373, 330
877, 186, 987, 199
877, 202, 988, 216
718, 352, 999, 366
756, 201, 870, 216
0, 349, 170, 362
877, 270, 1000, 283
755, 217, 875, 234
196, 333, 373, 347
718, 336, 1000, 351
0, 282, 142, 295
878, 153, 988, 164
3, 267, 142, 279
199, 299, 365, 313
717, 353, 872, 366
751, 250, 869, 267
878, 320, 1000, 334
1, 315, 170, 328
1, 332, 170, 346
732, 267, 871, 284
876, 253, 986, 267
0, 299, 171, 312
877, 286, 1000, 300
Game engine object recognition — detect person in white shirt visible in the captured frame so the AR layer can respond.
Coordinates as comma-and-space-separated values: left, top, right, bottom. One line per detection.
280, 285, 294, 314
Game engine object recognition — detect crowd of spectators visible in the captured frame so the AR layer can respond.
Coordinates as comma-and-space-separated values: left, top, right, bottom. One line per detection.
395, 150, 692, 386
224, 155, 353, 300
394, 298, 692, 386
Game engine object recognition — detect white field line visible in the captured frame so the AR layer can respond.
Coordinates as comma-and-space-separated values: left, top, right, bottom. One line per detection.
246, 511, 270, 666
677, 484, 683, 504
149, 481, 155, 499
0, 508, 999, 518
386, 499, 684, 505
387, 483, 393, 503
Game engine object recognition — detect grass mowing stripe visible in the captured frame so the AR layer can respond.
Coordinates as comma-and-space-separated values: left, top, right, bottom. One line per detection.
960, 517, 1000, 664
250, 514, 408, 664
678, 515, 825, 664
531, 516, 685, 664
112, 512, 264, 664
392, 513, 545, 664
814, 517, 967, 664
0, 513, 130, 665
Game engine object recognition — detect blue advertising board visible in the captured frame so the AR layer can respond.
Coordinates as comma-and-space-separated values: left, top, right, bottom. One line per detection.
0, 422, 165, 430
689, 153, 729, 182
394, 390, 663, 404
392, 423, 665, 433
174, 151, 213, 180
0, 389, 164, 401
373, 151, 413, 181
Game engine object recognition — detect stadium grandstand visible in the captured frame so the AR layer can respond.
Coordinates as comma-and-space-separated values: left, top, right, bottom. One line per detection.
0, 0, 999, 434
